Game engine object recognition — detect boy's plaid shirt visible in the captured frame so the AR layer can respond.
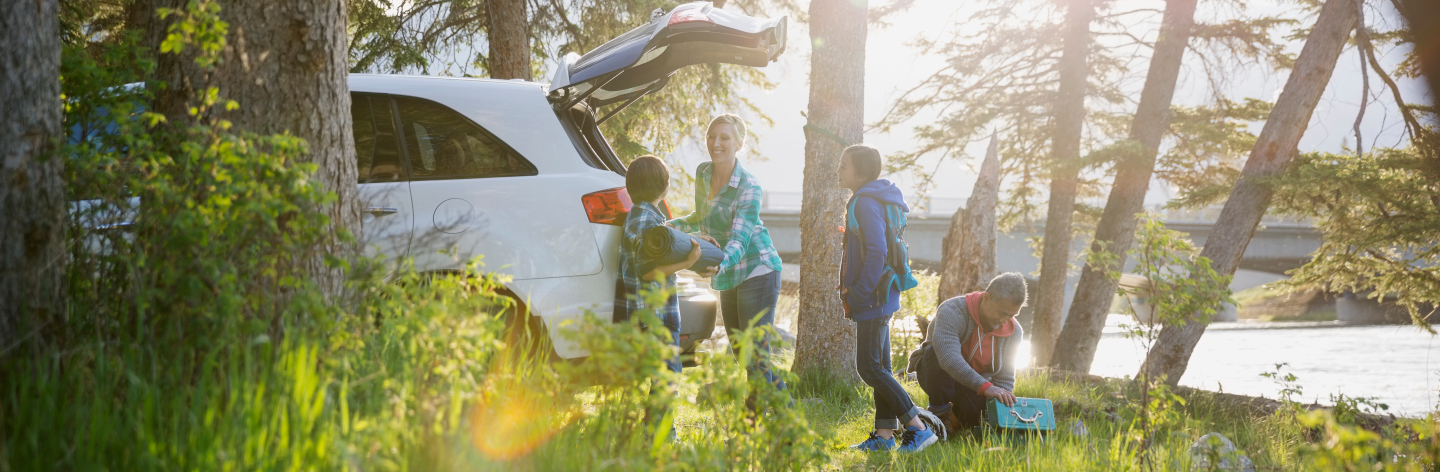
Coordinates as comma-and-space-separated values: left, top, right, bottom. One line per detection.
668, 161, 783, 291
616, 201, 679, 322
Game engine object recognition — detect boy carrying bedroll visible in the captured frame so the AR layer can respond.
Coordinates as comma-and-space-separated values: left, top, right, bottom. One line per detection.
836, 145, 936, 453
617, 156, 703, 443
915, 272, 1027, 431
617, 155, 703, 371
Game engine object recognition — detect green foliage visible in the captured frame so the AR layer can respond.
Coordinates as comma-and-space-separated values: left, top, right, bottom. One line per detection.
1165, 2, 1439, 335
1259, 363, 1439, 471
58, 0, 144, 50
61, 0, 343, 348
1260, 362, 1305, 403
1270, 148, 1440, 331
13, 4, 518, 468
890, 269, 939, 370
1158, 99, 1273, 210
1123, 377, 1189, 471
1091, 214, 1233, 345
347, 0, 495, 76
894, 269, 941, 322
1083, 214, 1232, 469
1297, 410, 1440, 471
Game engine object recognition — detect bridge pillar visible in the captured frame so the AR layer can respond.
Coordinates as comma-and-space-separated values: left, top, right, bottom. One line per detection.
1336, 292, 1429, 325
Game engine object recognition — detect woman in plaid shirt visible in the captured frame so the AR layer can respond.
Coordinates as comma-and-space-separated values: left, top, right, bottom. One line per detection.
669, 114, 787, 392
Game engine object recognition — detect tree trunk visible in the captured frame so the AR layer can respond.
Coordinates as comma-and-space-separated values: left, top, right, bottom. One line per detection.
1029, 0, 1094, 366
793, 0, 867, 382
0, 0, 65, 351
1394, 0, 1440, 105
486, 0, 531, 80
1048, 0, 1199, 373
937, 135, 1000, 303
1141, 0, 1358, 385
150, 0, 361, 298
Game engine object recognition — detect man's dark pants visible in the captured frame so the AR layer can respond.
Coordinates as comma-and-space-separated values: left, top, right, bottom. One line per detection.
917, 346, 990, 429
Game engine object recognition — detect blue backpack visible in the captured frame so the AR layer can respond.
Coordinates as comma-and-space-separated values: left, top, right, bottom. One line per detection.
846, 196, 920, 302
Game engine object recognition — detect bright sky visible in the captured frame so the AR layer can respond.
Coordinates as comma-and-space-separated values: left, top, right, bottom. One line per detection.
652, 0, 1431, 210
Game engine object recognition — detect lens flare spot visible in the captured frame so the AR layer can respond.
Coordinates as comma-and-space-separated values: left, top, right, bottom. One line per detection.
468, 375, 576, 461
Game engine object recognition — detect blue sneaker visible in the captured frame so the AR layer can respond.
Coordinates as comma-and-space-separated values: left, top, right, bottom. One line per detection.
897, 425, 937, 453
851, 431, 895, 451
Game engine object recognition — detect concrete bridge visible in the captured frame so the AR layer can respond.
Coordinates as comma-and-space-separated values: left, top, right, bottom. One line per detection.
760, 204, 1323, 322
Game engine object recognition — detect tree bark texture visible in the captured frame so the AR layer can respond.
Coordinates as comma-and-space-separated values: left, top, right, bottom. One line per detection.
1048, 0, 1199, 373
150, 0, 361, 298
1140, 0, 1358, 385
793, 0, 868, 382
937, 135, 1000, 303
1029, 0, 1094, 366
486, 0, 531, 80
0, 0, 65, 351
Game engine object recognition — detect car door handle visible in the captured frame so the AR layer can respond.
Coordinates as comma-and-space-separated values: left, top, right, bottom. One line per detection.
365, 206, 399, 216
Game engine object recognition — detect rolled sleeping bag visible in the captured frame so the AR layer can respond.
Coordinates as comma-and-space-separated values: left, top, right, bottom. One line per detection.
641, 226, 724, 273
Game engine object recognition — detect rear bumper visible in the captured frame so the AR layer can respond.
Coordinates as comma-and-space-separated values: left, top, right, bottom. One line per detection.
677, 284, 718, 354
507, 224, 718, 359
506, 274, 718, 359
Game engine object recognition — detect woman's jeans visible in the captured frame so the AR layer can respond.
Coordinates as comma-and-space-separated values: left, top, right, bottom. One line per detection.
719, 269, 786, 390
856, 314, 920, 430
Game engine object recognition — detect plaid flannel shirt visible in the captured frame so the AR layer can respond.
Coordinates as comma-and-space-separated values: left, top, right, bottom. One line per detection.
668, 161, 783, 291
616, 201, 680, 324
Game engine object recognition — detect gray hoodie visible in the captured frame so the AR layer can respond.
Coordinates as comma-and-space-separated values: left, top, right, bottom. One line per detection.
926, 294, 1023, 393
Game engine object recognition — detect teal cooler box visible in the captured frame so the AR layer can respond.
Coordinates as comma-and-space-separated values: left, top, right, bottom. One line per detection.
974, 397, 1056, 439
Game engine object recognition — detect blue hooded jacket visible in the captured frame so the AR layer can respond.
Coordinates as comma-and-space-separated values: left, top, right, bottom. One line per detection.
842, 179, 909, 322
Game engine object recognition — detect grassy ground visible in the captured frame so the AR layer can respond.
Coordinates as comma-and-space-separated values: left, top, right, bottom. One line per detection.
659, 353, 1309, 471
715, 275, 1314, 470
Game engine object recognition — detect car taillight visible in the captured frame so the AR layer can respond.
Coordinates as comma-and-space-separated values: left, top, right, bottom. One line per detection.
668, 9, 712, 25
582, 187, 633, 226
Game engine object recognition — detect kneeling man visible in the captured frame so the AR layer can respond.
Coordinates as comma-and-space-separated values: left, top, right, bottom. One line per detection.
916, 272, 1027, 429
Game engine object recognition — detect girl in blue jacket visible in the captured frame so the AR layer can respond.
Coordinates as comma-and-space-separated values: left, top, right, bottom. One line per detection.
837, 145, 936, 453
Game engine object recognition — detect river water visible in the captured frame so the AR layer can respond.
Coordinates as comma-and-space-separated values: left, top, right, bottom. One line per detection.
1015, 322, 1440, 416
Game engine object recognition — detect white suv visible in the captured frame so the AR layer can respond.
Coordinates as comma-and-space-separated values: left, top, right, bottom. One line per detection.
348, 2, 787, 359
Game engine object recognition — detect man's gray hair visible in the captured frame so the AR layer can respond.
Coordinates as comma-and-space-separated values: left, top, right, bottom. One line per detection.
985, 272, 1028, 306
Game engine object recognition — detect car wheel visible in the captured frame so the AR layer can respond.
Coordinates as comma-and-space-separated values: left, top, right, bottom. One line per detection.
421, 271, 558, 362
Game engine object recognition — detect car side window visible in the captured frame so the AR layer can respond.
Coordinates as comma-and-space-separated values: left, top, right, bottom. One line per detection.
351, 94, 376, 181
393, 96, 537, 180
353, 93, 406, 183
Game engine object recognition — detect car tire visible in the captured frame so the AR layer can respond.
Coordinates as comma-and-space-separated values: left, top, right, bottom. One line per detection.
421, 271, 559, 362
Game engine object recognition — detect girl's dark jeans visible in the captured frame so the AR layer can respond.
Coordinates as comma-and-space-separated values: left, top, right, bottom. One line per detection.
855, 314, 920, 430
